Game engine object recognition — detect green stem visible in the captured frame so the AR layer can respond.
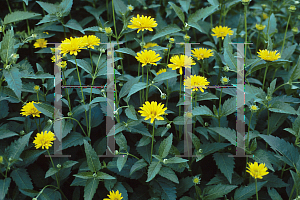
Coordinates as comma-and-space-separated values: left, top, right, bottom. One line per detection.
60, 117, 87, 137
146, 65, 149, 101
150, 120, 155, 162
46, 150, 60, 188
289, 184, 296, 200
281, 13, 291, 55
255, 179, 259, 200
62, 71, 72, 112
142, 66, 144, 102
244, 4, 248, 59
34, 118, 40, 133
281, 163, 286, 179
256, 31, 260, 53
266, 1, 273, 36
138, 62, 142, 106
218, 88, 223, 142
6, 0, 12, 13
121, 152, 140, 160
219, 0, 223, 26
262, 65, 268, 90
23, 2, 30, 35
166, 45, 171, 108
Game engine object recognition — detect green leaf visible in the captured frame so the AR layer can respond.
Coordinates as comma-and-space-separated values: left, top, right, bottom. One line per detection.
6, 132, 32, 162
73, 172, 94, 179
107, 122, 126, 136
59, 0, 73, 16
188, 21, 205, 33
62, 160, 78, 169
173, 116, 185, 125
83, 140, 101, 172
69, 59, 92, 75
252, 149, 275, 172
267, 78, 277, 97
269, 101, 299, 115
117, 155, 128, 172
169, 2, 185, 24
3, 67, 22, 99
281, 44, 297, 60
234, 181, 267, 200
201, 143, 231, 157
96, 172, 116, 180
290, 170, 300, 195
11, 168, 33, 190
221, 96, 236, 117
151, 24, 181, 41
84, 178, 99, 200
193, 105, 215, 117
125, 105, 137, 120
176, 177, 194, 197
0, 129, 18, 139
289, 55, 300, 81
208, 127, 236, 146
127, 82, 147, 97
203, 184, 237, 200
113, 0, 127, 16
36, 1, 58, 14
146, 161, 162, 182
4, 11, 41, 25
0, 29, 15, 65
164, 157, 189, 164
158, 166, 179, 184
213, 153, 235, 184
268, 188, 283, 200
0, 178, 11, 200
224, 48, 237, 72
115, 48, 136, 57
263, 173, 289, 188
154, 71, 179, 82
115, 132, 127, 151
45, 167, 59, 178
188, 5, 218, 23
33, 102, 54, 119
130, 159, 148, 175
157, 177, 177, 200
158, 133, 173, 158
119, 76, 141, 98
61, 132, 89, 150
263, 13, 276, 36
64, 19, 84, 34
179, 0, 191, 13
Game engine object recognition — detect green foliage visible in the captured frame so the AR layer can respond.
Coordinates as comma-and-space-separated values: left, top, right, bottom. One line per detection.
203, 184, 237, 200
33, 102, 55, 119
213, 153, 235, 184
83, 140, 101, 172
151, 24, 181, 41
168, 2, 185, 24
158, 133, 173, 158
146, 160, 162, 182
234, 181, 267, 200
84, 178, 99, 200
3, 11, 41, 25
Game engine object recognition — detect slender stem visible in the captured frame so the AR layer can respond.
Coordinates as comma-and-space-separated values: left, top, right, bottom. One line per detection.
6, 0, 12, 13
218, 88, 223, 142
281, 13, 291, 55
46, 150, 60, 188
142, 66, 144, 102
23, 2, 30, 35
244, 4, 248, 59
266, 1, 273, 36
138, 62, 142, 106
262, 65, 268, 90
146, 65, 149, 101
281, 163, 286, 179
166, 45, 171, 108
256, 31, 260, 53
120, 152, 140, 160
34, 118, 40, 133
60, 117, 87, 137
36, 91, 39, 102
219, 0, 223, 26
255, 179, 259, 200
62, 71, 72, 112
265, 108, 270, 149
150, 120, 155, 162
289, 184, 296, 200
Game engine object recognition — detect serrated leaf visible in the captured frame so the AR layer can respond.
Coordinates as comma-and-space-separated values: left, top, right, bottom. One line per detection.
267, 78, 277, 97
224, 48, 237, 71
69, 59, 92, 75
127, 82, 147, 97
84, 178, 99, 200
203, 184, 237, 200
83, 140, 101, 172
4, 11, 41, 25
193, 105, 215, 117
201, 143, 231, 157
269, 101, 299, 115
263, 13, 276, 36
61, 132, 89, 150
157, 177, 177, 200
62, 160, 78, 169
158, 133, 173, 158
164, 157, 189, 164
45, 167, 59, 178
221, 96, 236, 117
130, 159, 148, 175
169, 2, 185, 24
3, 67, 22, 99
263, 173, 289, 188
125, 105, 137, 120
151, 24, 181, 41
153, 71, 179, 82
73, 172, 94, 179
252, 149, 275, 172
113, 182, 128, 200
289, 55, 300, 81
234, 181, 267, 200
0, 129, 18, 139
290, 170, 300, 195
158, 166, 179, 184
115, 132, 127, 151
188, 5, 218, 23
119, 76, 141, 98
0, 29, 15, 65
115, 48, 136, 57
59, 0, 73, 16
6, 132, 32, 161
268, 188, 283, 200
176, 177, 194, 197
208, 127, 236, 146
188, 21, 205, 33
11, 168, 33, 190
36, 1, 57, 14
117, 155, 128, 172
213, 153, 234, 184
33, 102, 54, 119
64, 19, 84, 34
0, 178, 11, 200
113, 0, 127, 16
146, 161, 162, 182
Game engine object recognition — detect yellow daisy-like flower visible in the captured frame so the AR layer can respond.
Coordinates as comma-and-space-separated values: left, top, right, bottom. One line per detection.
184, 75, 210, 92
138, 101, 167, 124
135, 50, 161, 67
128, 14, 158, 33
256, 24, 266, 31
211, 26, 234, 40
143, 42, 158, 49
191, 48, 213, 60
34, 38, 47, 48
193, 176, 201, 185
103, 190, 123, 200
60, 37, 86, 56
168, 55, 196, 75
20, 101, 41, 117
81, 35, 100, 49
250, 105, 259, 112
257, 49, 281, 61
262, 12, 268, 20
34, 85, 40, 92
33, 131, 56, 149
157, 68, 167, 75
246, 162, 269, 179
57, 61, 67, 69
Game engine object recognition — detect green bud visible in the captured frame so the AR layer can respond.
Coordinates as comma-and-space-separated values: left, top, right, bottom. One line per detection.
57, 164, 61, 168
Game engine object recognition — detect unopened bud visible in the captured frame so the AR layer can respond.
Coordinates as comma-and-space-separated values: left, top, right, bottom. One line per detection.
289, 5, 296, 12
223, 65, 230, 72
117, 65, 122, 70
127, 5, 134, 11
119, 82, 123, 87
47, 119, 53, 125
161, 93, 167, 100
143, 6, 147, 10
169, 38, 175, 43
241, 0, 250, 6
166, 123, 171, 129
204, 122, 209, 126
292, 27, 298, 34
5, 65, 11, 70
115, 150, 119, 155
20, 130, 25, 135
67, 112, 73, 117
163, 159, 167, 164
184, 35, 190, 43
140, 42, 146, 47
105, 27, 113, 36
198, 149, 203, 154
93, 172, 97, 177
57, 164, 61, 168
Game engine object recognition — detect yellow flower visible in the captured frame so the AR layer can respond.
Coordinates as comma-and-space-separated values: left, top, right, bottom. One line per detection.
193, 176, 201, 185
168, 55, 196, 75
20, 101, 41, 117
138, 101, 167, 123
157, 68, 166, 75
51, 54, 62, 63
103, 190, 123, 200
43, 32, 49, 34
250, 105, 259, 112
60, 37, 86, 56
34, 85, 40, 92
255, 24, 266, 31
191, 48, 213, 60
184, 75, 210, 92
246, 162, 269, 179
81, 35, 100, 49
33, 131, 56, 149
262, 12, 268, 20
57, 61, 67, 69
220, 76, 230, 85
143, 42, 158, 49
135, 50, 161, 67
0, 156, 3, 164
211, 26, 234, 40
127, 5, 134, 11
34, 38, 47, 48
128, 14, 158, 33
257, 49, 281, 61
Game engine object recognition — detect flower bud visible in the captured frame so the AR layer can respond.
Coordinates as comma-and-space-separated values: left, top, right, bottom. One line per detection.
161, 93, 167, 100
5, 65, 11, 70
221, 76, 230, 85
266, 95, 272, 101
127, 5, 134, 11
167, 43, 172, 49
34, 85, 40, 92
20, 130, 25, 135
292, 27, 298, 34
140, 42, 146, 47
223, 65, 230, 72
114, 150, 119, 155
56, 12, 63, 18
204, 122, 209, 126
99, 27, 103, 32
184, 35, 190, 43
241, 0, 250, 6
249, 105, 259, 112
169, 38, 175, 43
163, 159, 167, 164
117, 65, 122, 70
165, 35, 170, 39
9, 157, 12, 162
289, 5, 296, 12
31, 34, 37, 39
119, 82, 123, 87
93, 172, 97, 177
166, 123, 171, 129
100, 48, 105, 53
32, 198, 37, 200
143, 6, 147, 10
57, 164, 61, 168
67, 112, 73, 117
198, 149, 203, 154
101, 89, 105, 93
114, 110, 118, 115
47, 119, 53, 125
295, 1, 300, 5
0, 156, 3, 164
105, 27, 113, 36
261, 4, 267, 9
